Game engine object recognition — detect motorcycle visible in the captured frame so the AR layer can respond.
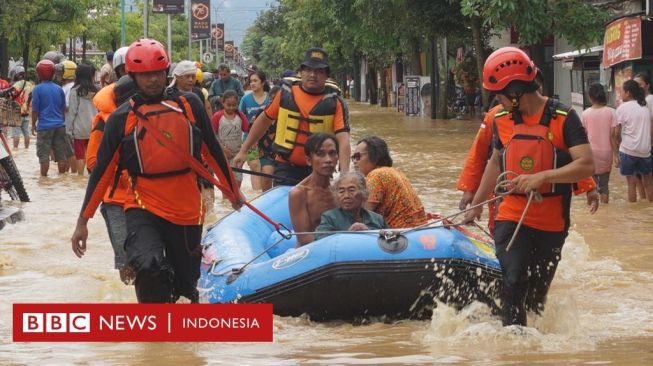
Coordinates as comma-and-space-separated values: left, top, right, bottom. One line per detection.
0, 128, 29, 203
0, 86, 29, 230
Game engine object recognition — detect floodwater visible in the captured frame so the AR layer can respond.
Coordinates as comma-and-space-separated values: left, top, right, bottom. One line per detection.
1, 102, 652, 365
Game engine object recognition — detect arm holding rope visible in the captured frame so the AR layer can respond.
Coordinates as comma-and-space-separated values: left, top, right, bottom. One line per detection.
462, 148, 501, 224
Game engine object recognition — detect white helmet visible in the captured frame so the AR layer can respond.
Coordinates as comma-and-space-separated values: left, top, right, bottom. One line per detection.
112, 46, 129, 72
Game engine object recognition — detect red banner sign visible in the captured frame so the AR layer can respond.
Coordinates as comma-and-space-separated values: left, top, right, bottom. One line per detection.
603, 16, 642, 68
13, 303, 273, 342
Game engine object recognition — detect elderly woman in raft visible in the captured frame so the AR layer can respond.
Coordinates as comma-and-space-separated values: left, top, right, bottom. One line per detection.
352, 136, 427, 228
315, 172, 388, 239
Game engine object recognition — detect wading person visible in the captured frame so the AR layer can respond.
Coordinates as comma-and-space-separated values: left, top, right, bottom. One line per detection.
9, 65, 33, 149
581, 83, 618, 203
86, 46, 137, 284
289, 133, 339, 246
71, 39, 243, 303
462, 47, 594, 326
31, 59, 70, 176
613, 79, 653, 202
232, 47, 351, 185
65, 64, 98, 176
239, 69, 271, 191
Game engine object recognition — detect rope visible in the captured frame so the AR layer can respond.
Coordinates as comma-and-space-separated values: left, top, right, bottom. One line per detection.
506, 190, 535, 252
231, 166, 299, 184
229, 235, 288, 278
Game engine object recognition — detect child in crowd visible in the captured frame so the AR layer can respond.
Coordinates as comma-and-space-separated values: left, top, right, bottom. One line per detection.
614, 80, 653, 202
581, 83, 617, 203
211, 90, 248, 188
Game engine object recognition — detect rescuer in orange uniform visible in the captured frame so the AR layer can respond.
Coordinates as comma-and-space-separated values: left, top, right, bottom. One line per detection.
71, 39, 242, 303
462, 47, 595, 326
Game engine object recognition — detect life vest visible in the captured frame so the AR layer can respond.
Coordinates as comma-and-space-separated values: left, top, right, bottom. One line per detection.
272, 82, 338, 161
120, 96, 202, 179
495, 99, 572, 196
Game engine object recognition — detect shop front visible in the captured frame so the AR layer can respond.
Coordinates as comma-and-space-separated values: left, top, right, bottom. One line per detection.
603, 15, 653, 106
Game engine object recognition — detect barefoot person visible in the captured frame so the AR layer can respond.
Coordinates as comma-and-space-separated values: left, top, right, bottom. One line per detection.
289, 133, 339, 246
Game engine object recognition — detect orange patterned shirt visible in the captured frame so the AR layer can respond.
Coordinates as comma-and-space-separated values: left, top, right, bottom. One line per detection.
366, 167, 427, 228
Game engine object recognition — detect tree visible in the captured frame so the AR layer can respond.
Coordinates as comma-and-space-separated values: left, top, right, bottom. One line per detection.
2, 0, 88, 70
461, 0, 610, 95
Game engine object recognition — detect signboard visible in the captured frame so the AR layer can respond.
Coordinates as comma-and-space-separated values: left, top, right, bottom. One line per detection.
225, 41, 234, 60
404, 76, 420, 116
190, 0, 211, 39
211, 23, 224, 52
202, 52, 214, 64
602, 16, 642, 68
153, 0, 184, 13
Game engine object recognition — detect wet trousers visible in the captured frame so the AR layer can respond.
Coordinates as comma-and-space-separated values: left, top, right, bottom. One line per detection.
493, 221, 567, 326
125, 208, 202, 303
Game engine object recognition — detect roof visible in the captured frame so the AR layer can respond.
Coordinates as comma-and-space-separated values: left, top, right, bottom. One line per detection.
552, 45, 603, 61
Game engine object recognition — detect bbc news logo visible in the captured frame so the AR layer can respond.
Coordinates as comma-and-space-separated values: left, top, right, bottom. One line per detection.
23, 313, 91, 333
14, 303, 273, 342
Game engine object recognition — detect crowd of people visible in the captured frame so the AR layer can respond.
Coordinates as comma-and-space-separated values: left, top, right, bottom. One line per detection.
1, 40, 651, 328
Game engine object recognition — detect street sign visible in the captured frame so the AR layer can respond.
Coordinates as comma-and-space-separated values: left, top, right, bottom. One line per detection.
202, 52, 214, 64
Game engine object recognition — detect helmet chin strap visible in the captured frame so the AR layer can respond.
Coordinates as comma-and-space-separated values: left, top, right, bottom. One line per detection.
509, 93, 524, 124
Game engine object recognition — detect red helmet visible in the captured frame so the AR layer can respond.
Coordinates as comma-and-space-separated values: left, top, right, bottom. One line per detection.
125, 39, 170, 73
36, 59, 56, 81
482, 47, 536, 92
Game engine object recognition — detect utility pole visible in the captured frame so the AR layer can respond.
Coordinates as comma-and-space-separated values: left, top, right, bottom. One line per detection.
187, 4, 192, 59
167, 14, 172, 58
120, 0, 126, 46
143, 0, 149, 38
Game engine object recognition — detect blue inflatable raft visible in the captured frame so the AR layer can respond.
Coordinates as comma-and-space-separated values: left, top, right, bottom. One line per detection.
199, 186, 502, 321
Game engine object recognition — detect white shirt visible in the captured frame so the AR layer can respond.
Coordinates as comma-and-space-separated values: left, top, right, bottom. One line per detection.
616, 100, 651, 158
62, 82, 74, 108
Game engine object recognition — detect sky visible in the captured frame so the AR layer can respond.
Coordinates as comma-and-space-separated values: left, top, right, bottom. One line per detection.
215, 0, 275, 47
126, 0, 275, 47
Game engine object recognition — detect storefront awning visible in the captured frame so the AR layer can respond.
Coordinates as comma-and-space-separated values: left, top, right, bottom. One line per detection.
552, 46, 603, 61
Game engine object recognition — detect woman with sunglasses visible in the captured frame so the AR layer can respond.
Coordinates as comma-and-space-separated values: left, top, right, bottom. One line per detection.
352, 136, 427, 228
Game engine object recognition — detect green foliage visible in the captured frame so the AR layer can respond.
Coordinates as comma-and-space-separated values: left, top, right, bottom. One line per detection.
460, 0, 609, 49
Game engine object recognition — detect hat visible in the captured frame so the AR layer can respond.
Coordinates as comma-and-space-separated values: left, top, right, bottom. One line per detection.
282, 69, 295, 78
301, 47, 329, 69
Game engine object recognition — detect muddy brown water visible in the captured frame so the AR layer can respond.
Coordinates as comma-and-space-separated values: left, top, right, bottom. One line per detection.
1, 102, 652, 365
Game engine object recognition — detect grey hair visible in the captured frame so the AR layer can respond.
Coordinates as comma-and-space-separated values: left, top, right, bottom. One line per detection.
332, 172, 369, 204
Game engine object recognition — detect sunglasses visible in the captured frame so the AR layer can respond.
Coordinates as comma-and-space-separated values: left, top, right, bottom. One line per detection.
351, 152, 367, 161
